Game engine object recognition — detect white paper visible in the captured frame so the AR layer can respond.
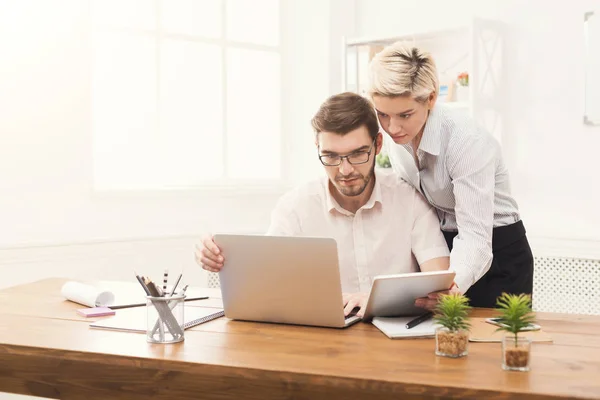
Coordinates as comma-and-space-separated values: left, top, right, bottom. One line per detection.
372, 316, 439, 339
61, 281, 115, 308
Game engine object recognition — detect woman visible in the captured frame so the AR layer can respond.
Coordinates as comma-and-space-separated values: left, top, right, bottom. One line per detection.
368, 42, 533, 308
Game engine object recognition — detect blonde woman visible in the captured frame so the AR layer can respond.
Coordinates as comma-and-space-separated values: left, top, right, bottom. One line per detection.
368, 42, 533, 308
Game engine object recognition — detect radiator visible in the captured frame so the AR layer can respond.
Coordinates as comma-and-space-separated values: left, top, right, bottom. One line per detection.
533, 256, 600, 315
207, 272, 220, 289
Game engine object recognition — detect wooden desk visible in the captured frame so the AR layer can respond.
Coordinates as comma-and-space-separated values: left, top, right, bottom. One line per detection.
0, 279, 599, 400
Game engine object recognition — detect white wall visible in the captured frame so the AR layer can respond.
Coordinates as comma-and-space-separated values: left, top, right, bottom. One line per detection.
354, 0, 600, 258
0, 0, 355, 292
0, 0, 280, 248
284, 0, 356, 184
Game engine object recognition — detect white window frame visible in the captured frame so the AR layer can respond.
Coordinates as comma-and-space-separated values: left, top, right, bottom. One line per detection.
90, 0, 289, 196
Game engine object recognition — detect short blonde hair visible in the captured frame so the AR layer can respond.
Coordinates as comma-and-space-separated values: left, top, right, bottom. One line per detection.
368, 42, 439, 102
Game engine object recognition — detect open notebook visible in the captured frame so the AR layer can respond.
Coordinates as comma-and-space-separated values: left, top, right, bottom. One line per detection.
90, 306, 224, 333
372, 316, 439, 339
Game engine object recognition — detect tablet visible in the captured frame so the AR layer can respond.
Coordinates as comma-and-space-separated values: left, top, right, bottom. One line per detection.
485, 318, 541, 331
361, 270, 456, 321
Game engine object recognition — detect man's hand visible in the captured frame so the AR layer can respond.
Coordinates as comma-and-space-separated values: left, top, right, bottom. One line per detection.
414, 284, 461, 311
195, 235, 225, 273
343, 292, 369, 318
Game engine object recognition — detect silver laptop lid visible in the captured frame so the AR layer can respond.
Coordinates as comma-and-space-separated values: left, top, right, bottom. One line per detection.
214, 234, 348, 328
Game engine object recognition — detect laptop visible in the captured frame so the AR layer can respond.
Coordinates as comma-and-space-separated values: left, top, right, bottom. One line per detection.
213, 234, 361, 328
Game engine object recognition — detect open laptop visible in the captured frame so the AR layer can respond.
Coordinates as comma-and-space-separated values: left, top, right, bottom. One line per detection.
213, 234, 361, 328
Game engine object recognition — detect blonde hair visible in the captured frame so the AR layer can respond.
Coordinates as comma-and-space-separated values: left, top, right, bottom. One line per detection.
368, 42, 439, 102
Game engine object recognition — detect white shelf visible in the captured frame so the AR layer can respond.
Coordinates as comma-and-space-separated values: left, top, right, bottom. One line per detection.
442, 101, 470, 109
345, 26, 469, 47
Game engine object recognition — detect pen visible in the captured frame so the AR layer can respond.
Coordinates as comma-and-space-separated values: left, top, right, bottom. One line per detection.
134, 272, 152, 296
405, 311, 433, 329
143, 277, 166, 340
163, 269, 169, 294
169, 273, 182, 296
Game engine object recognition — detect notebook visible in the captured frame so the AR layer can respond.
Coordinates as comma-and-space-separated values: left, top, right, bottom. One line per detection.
62, 280, 210, 309
90, 306, 224, 333
468, 318, 553, 343
372, 316, 439, 339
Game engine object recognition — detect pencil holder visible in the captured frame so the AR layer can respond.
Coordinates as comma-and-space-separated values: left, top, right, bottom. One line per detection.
146, 294, 185, 344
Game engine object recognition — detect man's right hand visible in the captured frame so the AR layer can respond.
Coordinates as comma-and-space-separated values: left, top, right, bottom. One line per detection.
343, 292, 369, 318
195, 235, 225, 273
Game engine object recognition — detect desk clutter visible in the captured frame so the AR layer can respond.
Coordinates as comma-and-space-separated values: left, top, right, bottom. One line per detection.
60, 276, 548, 368
60, 272, 224, 343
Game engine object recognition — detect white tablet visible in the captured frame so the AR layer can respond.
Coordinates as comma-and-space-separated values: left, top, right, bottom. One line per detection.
361, 270, 456, 321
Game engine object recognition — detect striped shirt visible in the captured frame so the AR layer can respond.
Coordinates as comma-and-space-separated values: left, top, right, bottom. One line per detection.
385, 104, 520, 292
266, 169, 449, 294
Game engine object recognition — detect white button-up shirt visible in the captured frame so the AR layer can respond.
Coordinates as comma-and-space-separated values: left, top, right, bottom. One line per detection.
266, 169, 450, 293
385, 104, 520, 292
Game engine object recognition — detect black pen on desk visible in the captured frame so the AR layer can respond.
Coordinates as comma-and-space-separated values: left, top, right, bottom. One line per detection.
406, 311, 433, 329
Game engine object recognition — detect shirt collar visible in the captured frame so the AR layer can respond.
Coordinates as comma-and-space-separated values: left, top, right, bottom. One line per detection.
325, 170, 383, 215
416, 104, 443, 156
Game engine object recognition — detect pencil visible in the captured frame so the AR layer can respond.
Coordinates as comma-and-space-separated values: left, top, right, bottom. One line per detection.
163, 269, 169, 294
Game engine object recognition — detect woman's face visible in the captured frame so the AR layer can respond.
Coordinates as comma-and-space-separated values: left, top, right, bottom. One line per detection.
372, 94, 435, 145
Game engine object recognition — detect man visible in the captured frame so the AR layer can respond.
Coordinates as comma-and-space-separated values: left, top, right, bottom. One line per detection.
196, 92, 450, 317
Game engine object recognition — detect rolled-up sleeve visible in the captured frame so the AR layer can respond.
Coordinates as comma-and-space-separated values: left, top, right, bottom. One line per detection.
446, 134, 495, 292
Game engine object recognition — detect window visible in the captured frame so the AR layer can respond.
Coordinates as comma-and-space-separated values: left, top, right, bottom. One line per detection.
91, 0, 282, 190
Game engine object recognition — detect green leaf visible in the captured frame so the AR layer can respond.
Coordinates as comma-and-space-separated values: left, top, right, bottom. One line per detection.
433, 293, 471, 332
494, 293, 535, 335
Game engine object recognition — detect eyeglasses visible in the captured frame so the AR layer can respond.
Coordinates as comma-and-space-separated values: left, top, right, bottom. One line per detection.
318, 140, 376, 166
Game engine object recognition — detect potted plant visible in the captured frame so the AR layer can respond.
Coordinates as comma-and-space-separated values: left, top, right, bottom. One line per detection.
457, 71, 469, 87
495, 293, 535, 371
433, 293, 471, 358
376, 152, 391, 168
455, 71, 469, 102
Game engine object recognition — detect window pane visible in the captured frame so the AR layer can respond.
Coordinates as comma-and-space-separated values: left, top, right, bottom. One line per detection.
160, 39, 224, 185
92, 0, 156, 30
227, 48, 280, 179
161, 0, 222, 38
92, 31, 158, 190
226, 0, 279, 46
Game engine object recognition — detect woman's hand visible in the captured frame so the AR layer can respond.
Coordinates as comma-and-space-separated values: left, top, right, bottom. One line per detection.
414, 283, 461, 311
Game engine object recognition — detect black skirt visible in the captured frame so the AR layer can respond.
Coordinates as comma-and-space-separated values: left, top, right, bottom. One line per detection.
443, 220, 534, 308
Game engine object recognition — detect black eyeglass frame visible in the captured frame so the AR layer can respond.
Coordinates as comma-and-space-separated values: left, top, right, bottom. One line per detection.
317, 140, 376, 166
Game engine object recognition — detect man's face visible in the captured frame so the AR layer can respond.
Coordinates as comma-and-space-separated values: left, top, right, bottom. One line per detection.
317, 126, 382, 197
